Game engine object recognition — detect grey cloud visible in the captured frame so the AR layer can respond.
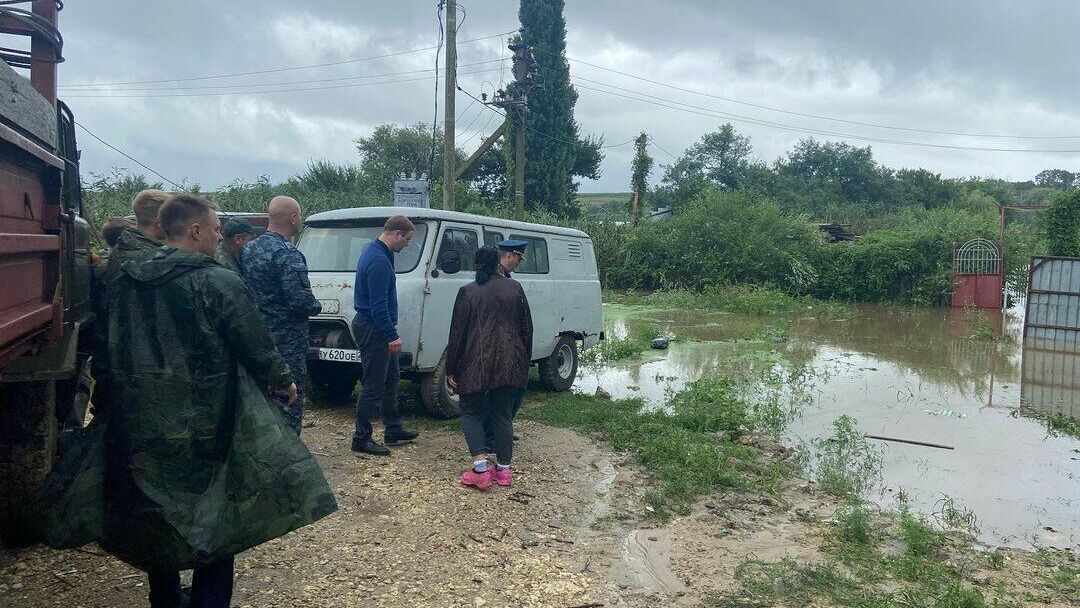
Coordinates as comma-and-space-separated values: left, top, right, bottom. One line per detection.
53, 1, 1080, 193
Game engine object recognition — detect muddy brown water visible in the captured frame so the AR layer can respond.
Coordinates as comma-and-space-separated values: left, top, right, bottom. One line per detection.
580, 303, 1080, 549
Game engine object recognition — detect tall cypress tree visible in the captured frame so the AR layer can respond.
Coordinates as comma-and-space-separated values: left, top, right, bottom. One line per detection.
508, 0, 602, 218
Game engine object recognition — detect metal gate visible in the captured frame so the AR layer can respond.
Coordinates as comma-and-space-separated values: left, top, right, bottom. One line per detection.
952, 237, 1003, 309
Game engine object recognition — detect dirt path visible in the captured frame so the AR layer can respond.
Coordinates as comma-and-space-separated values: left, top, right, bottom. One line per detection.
2, 404, 1074, 607
0, 406, 684, 608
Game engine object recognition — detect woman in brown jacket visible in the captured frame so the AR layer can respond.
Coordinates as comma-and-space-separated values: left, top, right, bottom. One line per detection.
446, 245, 533, 490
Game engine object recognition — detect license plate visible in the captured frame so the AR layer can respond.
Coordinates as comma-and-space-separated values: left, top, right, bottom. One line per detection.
318, 299, 340, 315
313, 348, 361, 363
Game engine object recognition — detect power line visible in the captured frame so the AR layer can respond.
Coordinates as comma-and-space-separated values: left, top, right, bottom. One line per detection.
430, 0, 445, 181
61, 29, 517, 88
455, 99, 488, 138
62, 67, 504, 99
63, 59, 506, 93
458, 85, 638, 149
458, 110, 501, 147
650, 140, 679, 161
568, 57, 1080, 141
571, 78, 1080, 154
74, 121, 182, 189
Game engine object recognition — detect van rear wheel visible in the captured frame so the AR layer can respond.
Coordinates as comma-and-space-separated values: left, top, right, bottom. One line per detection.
539, 336, 578, 392
420, 353, 460, 419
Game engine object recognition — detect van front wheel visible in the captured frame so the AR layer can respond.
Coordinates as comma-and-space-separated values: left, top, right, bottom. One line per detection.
420, 353, 461, 419
539, 336, 578, 392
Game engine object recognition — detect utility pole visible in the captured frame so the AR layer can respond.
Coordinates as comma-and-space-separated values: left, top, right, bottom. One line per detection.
442, 0, 457, 211
510, 42, 528, 221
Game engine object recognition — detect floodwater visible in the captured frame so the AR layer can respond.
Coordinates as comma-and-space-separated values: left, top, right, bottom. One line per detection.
578, 303, 1080, 549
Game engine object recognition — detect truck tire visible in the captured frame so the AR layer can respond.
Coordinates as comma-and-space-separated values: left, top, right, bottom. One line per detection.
0, 380, 57, 545
420, 353, 460, 419
539, 336, 578, 392
307, 361, 362, 406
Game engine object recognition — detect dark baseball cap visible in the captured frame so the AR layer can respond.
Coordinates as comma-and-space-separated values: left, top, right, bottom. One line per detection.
222, 218, 262, 238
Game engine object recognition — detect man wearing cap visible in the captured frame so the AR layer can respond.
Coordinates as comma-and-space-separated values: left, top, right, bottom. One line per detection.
216, 218, 261, 274
497, 239, 528, 278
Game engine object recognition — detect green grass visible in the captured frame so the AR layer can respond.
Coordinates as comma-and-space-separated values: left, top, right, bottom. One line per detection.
711, 503, 1045, 608
1024, 410, 1080, 440
580, 334, 649, 365
605, 285, 856, 319
523, 378, 791, 518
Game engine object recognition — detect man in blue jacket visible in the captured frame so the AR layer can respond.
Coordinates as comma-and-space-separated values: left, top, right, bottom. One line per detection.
352, 215, 420, 455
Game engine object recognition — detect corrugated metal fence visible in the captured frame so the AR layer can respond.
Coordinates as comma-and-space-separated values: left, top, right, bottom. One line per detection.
1024, 256, 1080, 349
1022, 256, 1080, 420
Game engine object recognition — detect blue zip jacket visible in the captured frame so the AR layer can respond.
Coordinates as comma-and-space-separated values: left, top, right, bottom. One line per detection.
354, 239, 398, 342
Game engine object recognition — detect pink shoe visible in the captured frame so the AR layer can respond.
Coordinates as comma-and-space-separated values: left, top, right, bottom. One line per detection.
492, 467, 512, 487
460, 468, 492, 491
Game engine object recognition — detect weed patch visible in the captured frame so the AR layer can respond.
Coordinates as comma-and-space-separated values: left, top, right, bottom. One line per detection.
835, 502, 875, 545
580, 334, 647, 365
805, 415, 883, 499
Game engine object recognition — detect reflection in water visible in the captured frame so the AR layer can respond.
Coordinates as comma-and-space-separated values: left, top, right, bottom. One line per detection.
1022, 339, 1080, 420
581, 303, 1080, 549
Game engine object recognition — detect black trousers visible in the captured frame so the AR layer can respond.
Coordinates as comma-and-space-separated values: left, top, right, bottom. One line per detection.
461, 386, 516, 465
147, 556, 234, 608
351, 319, 403, 442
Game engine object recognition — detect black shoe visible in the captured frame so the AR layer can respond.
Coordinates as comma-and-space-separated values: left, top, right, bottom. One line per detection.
384, 428, 420, 445
351, 438, 391, 455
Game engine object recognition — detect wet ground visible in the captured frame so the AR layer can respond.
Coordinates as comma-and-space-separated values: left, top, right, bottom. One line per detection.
580, 302, 1080, 549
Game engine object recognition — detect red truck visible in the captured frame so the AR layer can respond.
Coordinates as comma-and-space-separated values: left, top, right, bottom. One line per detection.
0, 1, 93, 539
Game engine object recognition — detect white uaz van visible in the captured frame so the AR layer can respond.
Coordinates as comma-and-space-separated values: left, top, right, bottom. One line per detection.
297, 206, 603, 417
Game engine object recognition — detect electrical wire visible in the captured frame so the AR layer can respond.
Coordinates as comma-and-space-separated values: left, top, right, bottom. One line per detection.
62, 67, 504, 99
61, 29, 517, 88
649, 140, 679, 161
571, 78, 1080, 154
458, 110, 501, 147
430, 0, 445, 182
73, 121, 182, 189
65, 59, 506, 93
457, 86, 635, 149
568, 57, 1080, 141
455, 99, 487, 138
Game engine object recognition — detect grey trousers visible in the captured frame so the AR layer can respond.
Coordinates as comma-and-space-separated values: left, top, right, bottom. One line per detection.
461, 386, 516, 465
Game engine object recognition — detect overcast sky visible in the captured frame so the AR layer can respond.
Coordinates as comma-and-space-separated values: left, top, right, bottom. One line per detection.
51, 0, 1080, 195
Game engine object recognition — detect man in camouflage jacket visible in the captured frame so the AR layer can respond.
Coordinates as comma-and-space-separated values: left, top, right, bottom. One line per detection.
242, 196, 322, 432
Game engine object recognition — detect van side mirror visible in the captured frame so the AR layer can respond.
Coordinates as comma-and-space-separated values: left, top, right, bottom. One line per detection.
438, 249, 462, 275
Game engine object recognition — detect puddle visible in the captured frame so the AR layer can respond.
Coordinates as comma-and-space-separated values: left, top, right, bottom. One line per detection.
619, 528, 685, 595
579, 302, 1080, 549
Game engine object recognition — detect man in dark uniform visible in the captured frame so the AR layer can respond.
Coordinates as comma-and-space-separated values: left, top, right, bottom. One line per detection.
242, 196, 322, 433
215, 218, 260, 274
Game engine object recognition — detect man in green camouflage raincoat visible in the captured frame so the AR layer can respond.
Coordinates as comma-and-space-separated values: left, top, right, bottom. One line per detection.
98, 194, 337, 608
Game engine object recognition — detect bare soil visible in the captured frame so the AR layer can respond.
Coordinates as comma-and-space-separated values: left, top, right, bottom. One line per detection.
0, 405, 1074, 607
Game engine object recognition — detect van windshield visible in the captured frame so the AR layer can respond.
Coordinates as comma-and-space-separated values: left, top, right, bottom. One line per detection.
298, 222, 427, 273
